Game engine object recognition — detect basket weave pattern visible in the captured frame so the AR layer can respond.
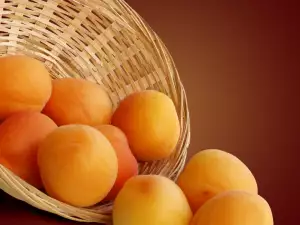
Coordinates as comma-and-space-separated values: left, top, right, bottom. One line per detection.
0, 0, 190, 223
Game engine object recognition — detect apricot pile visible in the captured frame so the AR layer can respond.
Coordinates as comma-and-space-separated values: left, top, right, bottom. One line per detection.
0, 55, 273, 225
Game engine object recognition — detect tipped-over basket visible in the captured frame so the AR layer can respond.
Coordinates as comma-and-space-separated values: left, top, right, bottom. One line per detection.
0, 0, 190, 223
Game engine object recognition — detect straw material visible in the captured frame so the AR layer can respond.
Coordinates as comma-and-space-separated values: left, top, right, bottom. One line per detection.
0, 0, 190, 223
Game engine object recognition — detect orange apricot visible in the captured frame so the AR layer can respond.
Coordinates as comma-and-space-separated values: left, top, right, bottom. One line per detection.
177, 149, 258, 212
0, 111, 57, 188
38, 125, 118, 207
113, 175, 192, 225
43, 78, 112, 126
96, 125, 138, 201
190, 191, 273, 225
112, 90, 180, 161
0, 55, 52, 120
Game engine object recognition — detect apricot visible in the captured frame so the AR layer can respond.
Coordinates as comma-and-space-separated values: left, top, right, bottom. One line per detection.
177, 149, 258, 212
43, 78, 112, 126
191, 191, 273, 225
0, 111, 57, 188
0, 55, 52, 121
96, 125, 138, 201
111, 90, 180, 161
113, 175, 192, 225
38, 125, 118, 207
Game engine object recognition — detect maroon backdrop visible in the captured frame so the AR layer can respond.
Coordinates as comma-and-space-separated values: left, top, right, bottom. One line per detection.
0, 1, 298, 224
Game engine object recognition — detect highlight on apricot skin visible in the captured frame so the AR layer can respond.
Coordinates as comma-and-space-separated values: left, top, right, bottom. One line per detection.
177, 149, 258, 212
190, 191, 273, 225
113, 175, 192, 225
43, 77, 112, 126
38, 125, 118, 207
0, 111, 57, 189
0, 55, 52, 121
111, 90, 180, 161
96, 125, 138, 201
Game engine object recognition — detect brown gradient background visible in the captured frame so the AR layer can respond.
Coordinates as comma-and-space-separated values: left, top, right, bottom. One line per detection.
0, 1, 298, 225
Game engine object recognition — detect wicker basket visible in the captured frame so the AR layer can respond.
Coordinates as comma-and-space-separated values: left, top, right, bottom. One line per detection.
0, 0, 190, 223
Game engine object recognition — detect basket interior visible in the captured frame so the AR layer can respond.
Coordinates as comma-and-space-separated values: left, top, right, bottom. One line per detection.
1, 0, 175, 106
